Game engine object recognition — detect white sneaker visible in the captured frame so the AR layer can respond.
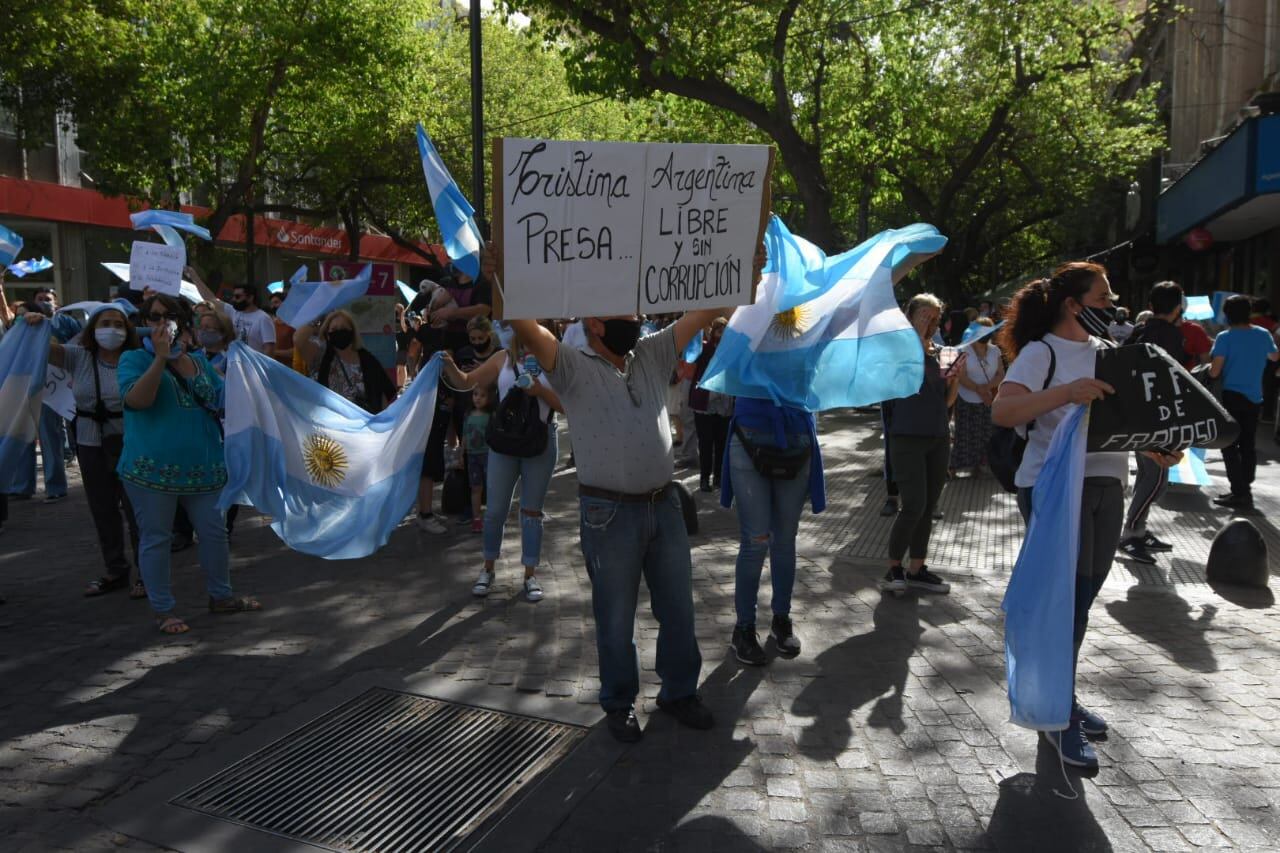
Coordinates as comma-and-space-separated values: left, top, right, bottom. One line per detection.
417, 513, 448, 535
523, 576, 544, 602
472, 571, 494, 597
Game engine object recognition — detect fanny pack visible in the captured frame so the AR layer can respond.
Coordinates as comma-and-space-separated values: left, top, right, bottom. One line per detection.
733, 424, 808, 480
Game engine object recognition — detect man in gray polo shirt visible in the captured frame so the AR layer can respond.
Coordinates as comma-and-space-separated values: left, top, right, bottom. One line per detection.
510, 309, 725, 742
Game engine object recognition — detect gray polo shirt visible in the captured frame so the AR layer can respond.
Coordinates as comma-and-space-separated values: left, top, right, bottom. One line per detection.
547, 324, 678, 493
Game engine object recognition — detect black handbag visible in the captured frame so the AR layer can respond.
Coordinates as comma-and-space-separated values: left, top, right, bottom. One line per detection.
988, 341, 1055, 494
485, 362, 551, 458
732, 424, 808, 480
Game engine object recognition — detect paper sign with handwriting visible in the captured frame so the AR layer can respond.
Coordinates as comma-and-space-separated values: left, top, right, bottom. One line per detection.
496, 138, 771, 319
128, 241, 185, 296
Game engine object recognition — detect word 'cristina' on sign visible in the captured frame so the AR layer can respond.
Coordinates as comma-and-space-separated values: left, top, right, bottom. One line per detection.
648, 152, 760, 206
644, 257, 743, 304
507, 142, 632, 208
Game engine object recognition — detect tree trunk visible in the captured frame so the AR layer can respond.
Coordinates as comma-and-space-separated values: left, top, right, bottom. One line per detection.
772, 130, 839, 251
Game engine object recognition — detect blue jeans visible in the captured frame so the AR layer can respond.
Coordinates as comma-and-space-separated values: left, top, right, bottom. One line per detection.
579, 487, 702, 712
728, 428, 810, 627
123, 483, 232, 615
483, 423, 558, 567
10, 407, 68, 497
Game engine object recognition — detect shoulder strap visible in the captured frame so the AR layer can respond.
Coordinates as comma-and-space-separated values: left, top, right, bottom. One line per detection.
1041, 340, 1056, 390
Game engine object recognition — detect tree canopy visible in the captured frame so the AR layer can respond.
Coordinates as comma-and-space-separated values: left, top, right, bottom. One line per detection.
506, 0, 1169, 298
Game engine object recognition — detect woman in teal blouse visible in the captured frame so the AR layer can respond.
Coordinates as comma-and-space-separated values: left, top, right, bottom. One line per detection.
118, 293, 261, 634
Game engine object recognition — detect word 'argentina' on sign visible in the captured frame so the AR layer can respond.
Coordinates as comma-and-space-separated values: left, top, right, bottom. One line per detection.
640, 144, 772, 313
494, 138, 773, 320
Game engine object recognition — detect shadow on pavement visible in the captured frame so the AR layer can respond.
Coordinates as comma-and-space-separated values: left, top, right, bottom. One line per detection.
793, 593, 922, 758
1104, 590, 1219, 673
1209, 580, 1276, 609
985, 739, 1112, 852
537, 658, 765, 851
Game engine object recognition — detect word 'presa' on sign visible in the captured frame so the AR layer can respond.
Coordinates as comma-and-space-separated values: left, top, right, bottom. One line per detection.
516, 214, 614, 265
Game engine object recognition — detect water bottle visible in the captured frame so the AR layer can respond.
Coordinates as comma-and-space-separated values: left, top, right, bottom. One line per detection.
523, 354, 541, 377
515, 372, 533, 390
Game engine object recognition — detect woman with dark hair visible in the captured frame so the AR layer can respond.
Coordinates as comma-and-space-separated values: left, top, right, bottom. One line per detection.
295, 309, 397, 413
879, 294, 960, 597
26, 303, 144, 598
118, 293, 261, 634
992, 261, 1175, 769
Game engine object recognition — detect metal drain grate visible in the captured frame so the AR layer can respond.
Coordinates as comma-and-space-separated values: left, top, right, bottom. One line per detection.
171, 687, 587, 852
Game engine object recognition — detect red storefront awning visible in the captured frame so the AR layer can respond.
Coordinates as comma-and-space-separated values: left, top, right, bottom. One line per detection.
0, 176, 446, 266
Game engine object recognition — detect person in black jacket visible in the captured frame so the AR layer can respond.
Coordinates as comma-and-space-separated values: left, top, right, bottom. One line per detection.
1117, 281, 1186, 565
296, 310, 397, 413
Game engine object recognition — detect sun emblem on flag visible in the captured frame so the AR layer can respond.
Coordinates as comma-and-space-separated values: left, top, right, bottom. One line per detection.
769, 305, 812, 339
303, 433, 348, 488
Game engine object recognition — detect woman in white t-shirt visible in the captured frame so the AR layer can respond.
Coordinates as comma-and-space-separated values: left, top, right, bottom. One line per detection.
992, 262, 1177, 771
949, 317, 1003, 475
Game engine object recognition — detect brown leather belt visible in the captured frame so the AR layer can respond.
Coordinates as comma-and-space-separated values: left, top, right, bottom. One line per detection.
578, 483, 672, 504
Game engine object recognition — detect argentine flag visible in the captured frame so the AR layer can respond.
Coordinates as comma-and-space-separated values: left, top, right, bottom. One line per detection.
0, 320, 52, 486
220, 343, 441, 559
0, 224, 23, 267
1168, 446, 1212, 487
1003, 404, 1086, 730
130, 209, 213, 246
276, 265, 372, 330
7, 257, 53, 278
416, 123, 482, 279
699, 216, 945, 411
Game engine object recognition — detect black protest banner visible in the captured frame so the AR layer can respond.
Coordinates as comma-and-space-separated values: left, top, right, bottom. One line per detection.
1088, 343, 1239, 452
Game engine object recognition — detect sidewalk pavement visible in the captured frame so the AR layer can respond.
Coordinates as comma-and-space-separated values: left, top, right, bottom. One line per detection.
1, 410, 1278, 852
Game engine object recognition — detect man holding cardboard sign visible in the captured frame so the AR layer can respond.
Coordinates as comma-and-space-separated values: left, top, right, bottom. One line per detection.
501, 241, 766, 743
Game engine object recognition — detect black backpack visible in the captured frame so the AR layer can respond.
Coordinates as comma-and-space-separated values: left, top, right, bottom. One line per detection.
485, 363, 551, 458
988, 341, 1056, 494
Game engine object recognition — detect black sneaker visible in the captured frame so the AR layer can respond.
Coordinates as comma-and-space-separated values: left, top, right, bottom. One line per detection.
770, 614, 801, 656
905, 566, 950, 593
656, 694, 714, 730
1140, 533, 1173, 552
879, 498, 899, 517
731, 624, 767, 666
878, 566, 907, 594
1118, 538, 1157, 565
605, 708, 642, 743
1213, 492, 1253, 509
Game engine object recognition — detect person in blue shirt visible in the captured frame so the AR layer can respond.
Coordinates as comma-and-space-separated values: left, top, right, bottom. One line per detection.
1209, 294, 1279, 510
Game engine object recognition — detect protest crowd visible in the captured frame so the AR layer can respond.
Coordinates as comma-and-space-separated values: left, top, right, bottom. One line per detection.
0, 131, 1273, 824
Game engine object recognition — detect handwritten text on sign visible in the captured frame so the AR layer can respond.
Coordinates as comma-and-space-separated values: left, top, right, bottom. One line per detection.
498, 139, 771, 319
42, 365, 75, 420
128, 241, 185, 296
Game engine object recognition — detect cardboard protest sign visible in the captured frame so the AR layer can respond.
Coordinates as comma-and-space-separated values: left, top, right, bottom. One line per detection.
493, 138, 773, 319
42, 365, 75, 420
1088, 343, 1239, 452
128, 241, 185, 296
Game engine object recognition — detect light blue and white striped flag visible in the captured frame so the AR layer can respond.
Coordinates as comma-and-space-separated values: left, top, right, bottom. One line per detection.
6, 257, 53, 278
276, 265, 372, 330
416, 123, 482, 279
0, 224, 23, 267
0, 320, 52, 487
130, 209, 213, 246
396, 280, 417, 304
1002, 404, 1087, 730
699, 216, 944, 411
1168, 446, 1212, 487
219, 343, 441, 559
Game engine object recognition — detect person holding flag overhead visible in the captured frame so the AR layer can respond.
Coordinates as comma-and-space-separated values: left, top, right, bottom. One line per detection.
992, 262, 1176, 769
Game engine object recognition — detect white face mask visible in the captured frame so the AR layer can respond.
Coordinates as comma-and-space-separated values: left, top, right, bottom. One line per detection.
94, 327, 128, 351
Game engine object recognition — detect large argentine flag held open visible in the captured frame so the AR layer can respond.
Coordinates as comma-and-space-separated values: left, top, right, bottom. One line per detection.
699, 216, 945, 411
0, 320, 52, 486
417, 123, 482, 279
1002, 404, 1087, 730
219, 343, 440, 559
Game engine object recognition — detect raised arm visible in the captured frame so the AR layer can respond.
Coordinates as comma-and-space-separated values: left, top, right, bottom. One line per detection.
0, 272, 12, 328
440, 348, 506, 389
22, 313, 66, 368
509, 319, 560, 373
673, 308, 726, 356
184, 265, 224, 308
294, 322, 323, 371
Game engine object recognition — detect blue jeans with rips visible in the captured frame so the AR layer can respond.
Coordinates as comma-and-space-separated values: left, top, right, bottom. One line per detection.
482, 423, 558, 568
579, 486, 702, 712
728, 427, 811, 627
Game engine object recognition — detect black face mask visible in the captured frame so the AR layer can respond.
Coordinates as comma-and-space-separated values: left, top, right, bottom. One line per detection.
232, 299, 250, 312
1078, 305, 1116, 340
600, 319, 642, 357
327, 328, 354, 350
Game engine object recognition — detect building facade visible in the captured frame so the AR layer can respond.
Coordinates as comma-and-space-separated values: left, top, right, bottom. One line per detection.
0, 117, 446, 307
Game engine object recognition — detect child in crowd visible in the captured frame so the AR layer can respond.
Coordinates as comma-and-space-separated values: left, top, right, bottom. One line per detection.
463, 385, 497, 533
